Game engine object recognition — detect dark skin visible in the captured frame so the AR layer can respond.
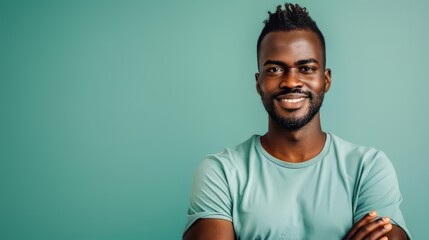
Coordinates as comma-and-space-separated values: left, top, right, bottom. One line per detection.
183, 30, 408, 240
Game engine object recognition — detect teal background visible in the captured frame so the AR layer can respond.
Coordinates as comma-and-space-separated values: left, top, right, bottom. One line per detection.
1, 0, 427, 239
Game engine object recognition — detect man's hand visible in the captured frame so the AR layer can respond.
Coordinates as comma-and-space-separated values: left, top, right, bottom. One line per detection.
343, 211, 392, 240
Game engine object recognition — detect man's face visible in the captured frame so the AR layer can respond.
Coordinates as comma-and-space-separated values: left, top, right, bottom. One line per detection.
255, 30, 331, 131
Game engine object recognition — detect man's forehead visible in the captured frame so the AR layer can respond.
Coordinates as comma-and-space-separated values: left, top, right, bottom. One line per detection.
260, 30, 322, 53
258, 30, 323, 63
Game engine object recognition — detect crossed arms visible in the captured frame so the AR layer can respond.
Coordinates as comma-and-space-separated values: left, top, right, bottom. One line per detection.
183, 211, 408, 240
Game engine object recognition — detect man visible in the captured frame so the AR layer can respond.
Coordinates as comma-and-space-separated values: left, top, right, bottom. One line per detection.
183, 3, 410, 240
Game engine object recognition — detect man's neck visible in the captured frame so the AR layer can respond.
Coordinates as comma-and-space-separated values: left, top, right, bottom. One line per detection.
260, 116, 326, 163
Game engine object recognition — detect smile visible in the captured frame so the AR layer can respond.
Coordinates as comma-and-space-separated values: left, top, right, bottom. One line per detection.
280, 98, 306, 103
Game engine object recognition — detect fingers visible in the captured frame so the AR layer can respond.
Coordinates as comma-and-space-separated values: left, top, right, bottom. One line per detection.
344, 211, 393, 240
352, 217, 392, 240
344, 211, 377, 239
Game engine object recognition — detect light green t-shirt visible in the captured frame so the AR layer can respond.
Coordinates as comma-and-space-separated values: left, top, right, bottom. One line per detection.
185, 133, 411, 239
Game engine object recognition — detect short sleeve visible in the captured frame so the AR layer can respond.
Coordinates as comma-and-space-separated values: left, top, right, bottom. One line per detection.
184, 156, 233, 234
354, 151, 411, 239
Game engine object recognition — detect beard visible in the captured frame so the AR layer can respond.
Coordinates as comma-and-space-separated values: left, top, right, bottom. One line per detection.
261, 89, 324, 131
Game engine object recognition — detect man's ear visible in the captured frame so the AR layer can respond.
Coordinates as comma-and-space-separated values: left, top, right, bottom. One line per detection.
255, 73, 262, 96
324, 68, 332, 93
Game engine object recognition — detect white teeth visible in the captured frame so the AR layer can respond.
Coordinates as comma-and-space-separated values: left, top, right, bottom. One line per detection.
281, 98, 305, 103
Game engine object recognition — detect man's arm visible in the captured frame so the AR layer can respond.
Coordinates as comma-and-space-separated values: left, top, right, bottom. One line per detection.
184, 157, 234, 239
386, 224, 408, 240
349, 151, 410, 239
386, 225, 408, 240
343, 211, 408, 240
183, 219, 235, 240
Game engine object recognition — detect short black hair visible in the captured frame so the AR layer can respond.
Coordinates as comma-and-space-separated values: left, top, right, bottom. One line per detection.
257, 3, 326, 67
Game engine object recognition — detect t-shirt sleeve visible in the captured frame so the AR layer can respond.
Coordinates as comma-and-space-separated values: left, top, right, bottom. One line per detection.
354, 151, 411, 239
184, 156, 233, 234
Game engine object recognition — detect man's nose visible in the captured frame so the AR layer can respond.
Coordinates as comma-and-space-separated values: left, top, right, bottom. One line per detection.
279, 68, 304, 89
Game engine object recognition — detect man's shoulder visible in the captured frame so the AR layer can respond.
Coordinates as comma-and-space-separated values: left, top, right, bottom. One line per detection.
206, 134, 259, 160
199, 135, 259, 171
330, 133, 381, 153
328, 133, 390, 167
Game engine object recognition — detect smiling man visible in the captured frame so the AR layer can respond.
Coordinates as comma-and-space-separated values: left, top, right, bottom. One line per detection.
183, 3, 410, 240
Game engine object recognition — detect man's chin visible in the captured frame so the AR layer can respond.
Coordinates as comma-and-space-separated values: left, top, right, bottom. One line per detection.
275, 107, 309, 120
270, 107, 320, 130
270, 114, 308, 130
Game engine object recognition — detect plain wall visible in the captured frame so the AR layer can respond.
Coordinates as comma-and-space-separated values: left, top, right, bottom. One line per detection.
1, 0, 427, 239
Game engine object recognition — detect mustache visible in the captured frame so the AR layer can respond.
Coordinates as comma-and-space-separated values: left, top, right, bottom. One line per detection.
272, 88, 313, 99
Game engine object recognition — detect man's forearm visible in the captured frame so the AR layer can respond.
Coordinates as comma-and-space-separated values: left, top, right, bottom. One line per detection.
385, 225, 408, 240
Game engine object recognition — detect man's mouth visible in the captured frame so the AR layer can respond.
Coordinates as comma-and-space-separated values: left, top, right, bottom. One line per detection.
280, 98, 306, 103
275, 93, 309, 110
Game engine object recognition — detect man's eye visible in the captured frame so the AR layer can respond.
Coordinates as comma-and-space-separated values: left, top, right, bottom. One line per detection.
299, 66, 316, 73
267, 67, 283, 73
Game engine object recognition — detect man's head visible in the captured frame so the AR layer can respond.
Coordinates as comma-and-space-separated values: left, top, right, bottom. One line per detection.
257, 3, 326, 68
255, 3, 331, 131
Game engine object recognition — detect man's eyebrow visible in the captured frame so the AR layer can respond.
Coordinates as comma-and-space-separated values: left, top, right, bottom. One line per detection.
295, 58, 319, 65
263, 60, 287, 67
263, 59, 319, 67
